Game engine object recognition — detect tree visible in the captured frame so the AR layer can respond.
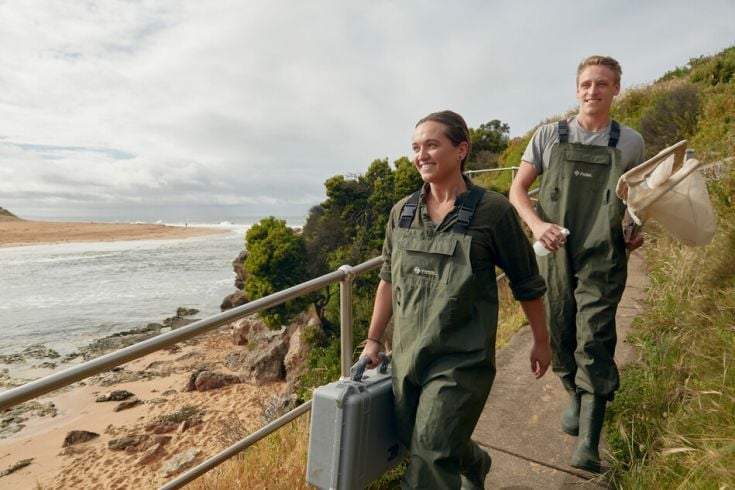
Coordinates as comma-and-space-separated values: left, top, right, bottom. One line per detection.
244, 217, 309, 329
467, 120, 511, 170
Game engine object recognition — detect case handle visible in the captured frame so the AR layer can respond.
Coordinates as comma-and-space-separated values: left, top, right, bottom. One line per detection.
350, 352, 390, 381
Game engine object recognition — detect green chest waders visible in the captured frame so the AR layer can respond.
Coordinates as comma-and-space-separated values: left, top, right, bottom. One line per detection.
537, 120, 628, 400
391, 187, 497, 489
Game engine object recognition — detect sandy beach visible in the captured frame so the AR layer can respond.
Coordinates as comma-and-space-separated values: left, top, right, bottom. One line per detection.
0, 215, 226, 248
0, 325, 293, 489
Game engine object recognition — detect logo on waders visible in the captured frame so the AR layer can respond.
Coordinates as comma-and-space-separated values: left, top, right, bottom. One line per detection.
413, 266, 438, 279
573, 170, 593, 178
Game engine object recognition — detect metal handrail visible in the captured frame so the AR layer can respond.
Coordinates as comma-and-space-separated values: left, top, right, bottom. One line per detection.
0, 256, 383, 412
464, 166, 520, 175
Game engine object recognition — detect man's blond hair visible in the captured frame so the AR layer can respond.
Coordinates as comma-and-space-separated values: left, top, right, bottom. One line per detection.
577, 55, 622, 85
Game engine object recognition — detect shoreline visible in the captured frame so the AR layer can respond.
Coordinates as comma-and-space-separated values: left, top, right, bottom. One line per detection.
0, 320, 293, 489
0, 217, 227, 248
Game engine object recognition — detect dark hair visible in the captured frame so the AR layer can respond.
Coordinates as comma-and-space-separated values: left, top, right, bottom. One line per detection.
416, 110, 472, 171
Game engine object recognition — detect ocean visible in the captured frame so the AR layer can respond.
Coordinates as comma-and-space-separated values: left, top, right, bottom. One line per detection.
0, 218, 304, 360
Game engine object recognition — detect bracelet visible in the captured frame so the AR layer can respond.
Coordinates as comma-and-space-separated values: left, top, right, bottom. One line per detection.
367, 337, 384, 347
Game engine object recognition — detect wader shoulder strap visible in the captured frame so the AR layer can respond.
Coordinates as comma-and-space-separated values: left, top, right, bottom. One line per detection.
608, 120, 620, 147
453, 186, 485, 234
558, 119, 569, 144
398, 191, 421, 229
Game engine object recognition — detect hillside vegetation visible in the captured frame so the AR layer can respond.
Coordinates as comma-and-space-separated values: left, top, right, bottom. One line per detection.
196, 45, 735, 489
0, 206, 19, 220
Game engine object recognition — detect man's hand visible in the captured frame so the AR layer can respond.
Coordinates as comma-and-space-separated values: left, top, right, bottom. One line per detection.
624, 222, 645, 251
533, 222, 568, 252
530, 341, 551, 379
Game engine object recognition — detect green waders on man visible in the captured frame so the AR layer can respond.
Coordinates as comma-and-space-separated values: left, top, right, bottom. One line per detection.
536, 120, 627, 472
391, 187, 494, 489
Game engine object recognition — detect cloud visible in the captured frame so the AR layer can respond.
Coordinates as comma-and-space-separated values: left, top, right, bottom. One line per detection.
1, 0, 733, 220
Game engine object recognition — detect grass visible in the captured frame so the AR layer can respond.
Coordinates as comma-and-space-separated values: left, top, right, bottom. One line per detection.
605, 164, 735, 489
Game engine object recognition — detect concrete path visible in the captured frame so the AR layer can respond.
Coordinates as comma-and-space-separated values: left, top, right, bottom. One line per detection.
474, 250, 649, 489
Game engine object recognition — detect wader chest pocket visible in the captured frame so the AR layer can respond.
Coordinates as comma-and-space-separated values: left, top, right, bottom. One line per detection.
401, 240, 457, 284
562, 153, 610, 186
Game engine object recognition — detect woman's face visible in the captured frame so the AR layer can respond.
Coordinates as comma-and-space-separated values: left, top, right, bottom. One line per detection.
411, 121, 467, 184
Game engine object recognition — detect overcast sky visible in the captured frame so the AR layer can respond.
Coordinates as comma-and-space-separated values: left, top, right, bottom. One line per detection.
1, 1, 733, 222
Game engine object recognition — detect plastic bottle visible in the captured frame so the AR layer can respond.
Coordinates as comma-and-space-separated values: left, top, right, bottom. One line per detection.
533, 228, 570, 256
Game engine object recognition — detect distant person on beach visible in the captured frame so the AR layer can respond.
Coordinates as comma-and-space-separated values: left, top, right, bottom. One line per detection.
509, 55, 645, 473
360, 110, 551, 488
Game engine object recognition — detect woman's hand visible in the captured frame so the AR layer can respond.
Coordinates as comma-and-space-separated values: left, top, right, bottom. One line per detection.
359, 339, 382, 369
530, 341, 551, 379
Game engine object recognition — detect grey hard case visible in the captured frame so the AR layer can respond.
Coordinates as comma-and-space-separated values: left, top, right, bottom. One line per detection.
306, 356, 407, 489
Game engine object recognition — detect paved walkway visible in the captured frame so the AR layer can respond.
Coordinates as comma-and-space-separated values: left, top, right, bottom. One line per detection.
474, 250, 649, 489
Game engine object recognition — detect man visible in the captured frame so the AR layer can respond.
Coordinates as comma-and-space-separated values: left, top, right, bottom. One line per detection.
509, 55, 644, 473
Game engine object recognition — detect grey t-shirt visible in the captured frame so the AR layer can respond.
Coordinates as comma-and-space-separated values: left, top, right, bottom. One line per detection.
522, 117, 645, 173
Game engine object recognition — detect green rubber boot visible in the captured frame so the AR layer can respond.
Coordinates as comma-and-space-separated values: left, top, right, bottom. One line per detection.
570, 393, 607, 473
460, 445, 492, 489
560, 376, 580, 436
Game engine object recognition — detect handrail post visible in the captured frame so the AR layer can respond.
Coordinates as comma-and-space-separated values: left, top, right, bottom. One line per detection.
338, 265, 355, 378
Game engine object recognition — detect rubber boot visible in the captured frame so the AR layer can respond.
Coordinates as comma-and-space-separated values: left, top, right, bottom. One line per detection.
570, 393, 607, 473
460, 445, 492, 490
560, 375, 580, 436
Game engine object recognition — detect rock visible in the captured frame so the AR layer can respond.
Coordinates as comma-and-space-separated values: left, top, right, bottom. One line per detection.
284, 324, 310, 382
160, 448, 201, 477
177, 307, 199, 317
146, 406, 202, 434
230, 318, 252, 345
263, 392, 298, 422
220, 290, 248, 312
220, 249, 249, 311
161, 389, 177, 397
91, 368, 158, 386
79, 324, 163, 360
22, 344, 60, 359
95, 390, 135, 402
108, 435, 146, 451
136, 443, 163, 465
62, 430, 99, 447
0, 458, 33, 477
161, 308, 200, 329
225, 336, 289, 385
113, 398, 142, 412
145, 421, 179, 435
183, 370, 241, 392
232, 249, 248, 288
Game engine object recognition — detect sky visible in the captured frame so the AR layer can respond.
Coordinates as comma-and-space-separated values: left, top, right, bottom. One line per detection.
1, 1, 733, 222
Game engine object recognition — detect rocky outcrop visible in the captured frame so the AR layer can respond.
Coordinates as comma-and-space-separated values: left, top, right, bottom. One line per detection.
96, 390, 135, 402
220, 290, 248, 311
160, 448, 201, 477
0, 344, 60, 365
62, 430, 99, 447
183, 370, 241, 392
1, 401, 57, 438
145, 406, 202, 435
220, 250, 249, 311
231, 250, 248, 290
113, 398, 142, 412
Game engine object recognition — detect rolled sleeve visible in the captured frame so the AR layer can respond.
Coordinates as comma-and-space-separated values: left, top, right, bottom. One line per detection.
492, 206, 547, 301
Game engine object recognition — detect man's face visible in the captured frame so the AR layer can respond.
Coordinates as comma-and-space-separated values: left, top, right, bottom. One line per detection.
576, 65, 620, 118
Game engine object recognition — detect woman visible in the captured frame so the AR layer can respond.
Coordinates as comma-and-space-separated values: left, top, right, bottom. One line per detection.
360, 110, 551, 488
